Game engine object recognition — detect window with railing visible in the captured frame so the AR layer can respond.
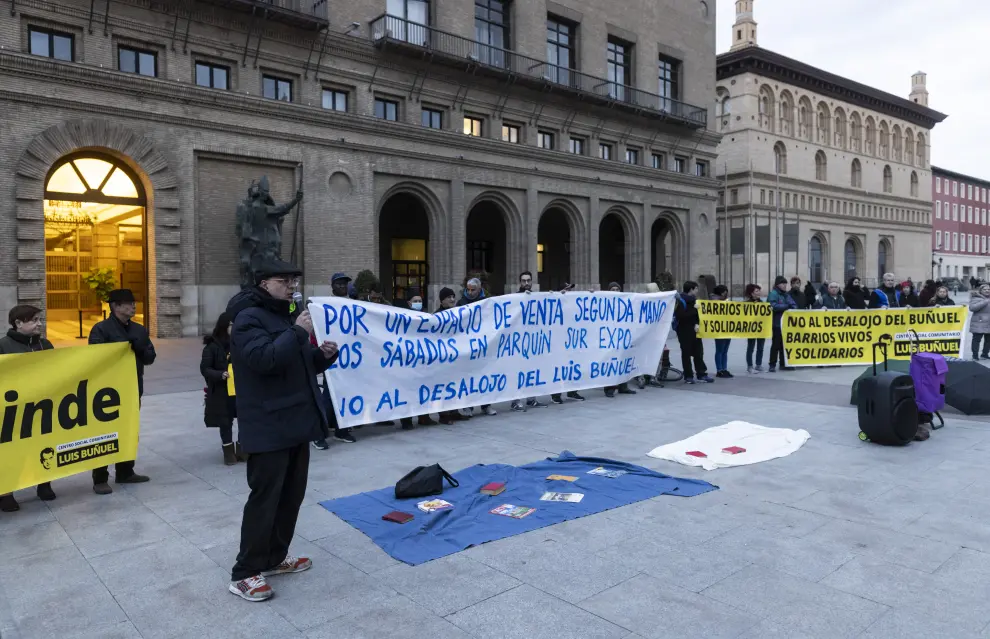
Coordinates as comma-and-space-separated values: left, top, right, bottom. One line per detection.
386, 0, 429, 44
607, 38, 631, 101
546, 18, 575, 87
657, 55, 680, 112
474, 0, 510, 68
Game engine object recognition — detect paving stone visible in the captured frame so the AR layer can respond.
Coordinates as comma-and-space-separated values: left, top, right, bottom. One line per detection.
702, 565, 889, 638
373, 554, 521, 616
88, 535, 219, 597
445, 584, 629, 639
579, 573, 759, 639
700, 524, 857, 581
802, 518, 960, 573
65, 508, 180, 559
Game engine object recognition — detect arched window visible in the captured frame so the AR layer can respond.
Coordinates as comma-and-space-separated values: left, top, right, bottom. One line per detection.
716, 89, 731, 131
798, 97, 813, 141
849, 112, 862, 152
904, 127, 915, 165
877, 240, 889, 279
851, 158, 862, 188
910, 171, 919, 197
809, 236, 824, 284
879, 122, 890, 158
779, 92, 794, 136
774, 142, 787, 175
814, 151, 827, 181
844, 239, 859, 281
865, 118, 876, 155
892, 124, 903, 162
816, 103, 830, 144
916, 133, 926, 167
833, 108, 847, 148
883, 165, 893, 193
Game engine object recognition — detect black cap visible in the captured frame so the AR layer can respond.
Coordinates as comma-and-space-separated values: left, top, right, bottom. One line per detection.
108, 289, 136, 304
254, 258, 303, 284
439, 287, 455, 302
331, 272, 351, 284
774, 276, 788, 286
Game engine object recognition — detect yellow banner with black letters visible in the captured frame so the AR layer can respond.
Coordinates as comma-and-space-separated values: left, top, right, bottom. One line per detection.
696, 300, 773, 339
0, 343, 140, 494
780, 307, 968, 367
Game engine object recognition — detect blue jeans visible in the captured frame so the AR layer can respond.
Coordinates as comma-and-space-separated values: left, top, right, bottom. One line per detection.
714, 339, 731, 371
746, 339, 765, 367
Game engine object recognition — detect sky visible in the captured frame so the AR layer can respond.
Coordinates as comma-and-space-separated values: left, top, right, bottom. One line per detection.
715, 0, 989, 179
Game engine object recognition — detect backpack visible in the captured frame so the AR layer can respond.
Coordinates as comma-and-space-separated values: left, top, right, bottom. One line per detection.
394, 464, 459, 499
672, 293, 686, 331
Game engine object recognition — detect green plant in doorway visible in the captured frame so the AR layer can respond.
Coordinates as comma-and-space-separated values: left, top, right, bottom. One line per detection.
83, 267, 117, 303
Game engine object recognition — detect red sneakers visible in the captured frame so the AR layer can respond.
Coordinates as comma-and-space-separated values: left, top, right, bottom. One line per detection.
228, 575, 273, 602
262, 555, 312, 577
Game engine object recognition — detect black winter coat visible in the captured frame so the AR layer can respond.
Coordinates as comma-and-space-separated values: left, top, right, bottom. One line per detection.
88, 315, 156, 396
673, 294, 700, 339
789, 287, 807, 310
227, 287, 335, 454
200, 337, 234, 427
844, 284, 867, 310
0, 329, 54, 354
820, 294, 846, 310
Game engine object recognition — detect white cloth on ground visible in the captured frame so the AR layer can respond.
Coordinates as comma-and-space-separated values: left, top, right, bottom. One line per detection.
646, 421, 810, 471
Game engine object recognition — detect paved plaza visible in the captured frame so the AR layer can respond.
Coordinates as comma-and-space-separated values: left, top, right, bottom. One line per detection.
2, 340, 990, 639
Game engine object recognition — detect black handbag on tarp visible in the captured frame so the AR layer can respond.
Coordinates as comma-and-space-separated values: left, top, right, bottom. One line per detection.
394, 464, 459, 499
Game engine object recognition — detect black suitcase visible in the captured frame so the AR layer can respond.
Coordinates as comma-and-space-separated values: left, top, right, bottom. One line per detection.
857, 338, 919, 445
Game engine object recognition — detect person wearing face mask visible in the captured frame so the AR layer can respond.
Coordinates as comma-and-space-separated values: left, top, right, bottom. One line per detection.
435, 287, 471, 424
969, 283, 990, 360
869, 273, 902, 309
512, 271, 550, 411
398, 289, 438, 429
844, 277, 867, 310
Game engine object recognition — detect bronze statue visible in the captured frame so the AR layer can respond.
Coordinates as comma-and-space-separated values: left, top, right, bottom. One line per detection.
236, 175, 303, 288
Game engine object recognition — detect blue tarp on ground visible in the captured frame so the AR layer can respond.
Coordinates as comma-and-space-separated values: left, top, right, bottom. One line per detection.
319, 451, 718, 565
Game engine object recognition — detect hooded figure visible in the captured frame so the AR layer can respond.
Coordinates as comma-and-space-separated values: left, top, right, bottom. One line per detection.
844, 278, 867, 310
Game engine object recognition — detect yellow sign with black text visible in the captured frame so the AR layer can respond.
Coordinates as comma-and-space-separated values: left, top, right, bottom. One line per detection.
0, 343, 140, 494
780, 307, 968, 366
697, 300, 773, 339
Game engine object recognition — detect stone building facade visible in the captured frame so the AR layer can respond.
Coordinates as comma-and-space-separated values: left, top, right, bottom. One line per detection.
715, 0, 946, 295
0, 0, 720, 340
930, 167, 990, 284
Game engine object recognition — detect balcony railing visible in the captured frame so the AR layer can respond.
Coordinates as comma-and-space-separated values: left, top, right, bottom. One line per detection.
370, 15, 707, 129
195, 0, 329, 27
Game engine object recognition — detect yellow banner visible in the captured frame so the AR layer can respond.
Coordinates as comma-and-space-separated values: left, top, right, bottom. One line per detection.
781, 307, 969, 366
697, 300, 773, 338
0, 343, 140, 494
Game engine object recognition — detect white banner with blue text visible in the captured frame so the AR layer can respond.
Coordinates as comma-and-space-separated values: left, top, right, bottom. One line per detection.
309, 291, 675, 428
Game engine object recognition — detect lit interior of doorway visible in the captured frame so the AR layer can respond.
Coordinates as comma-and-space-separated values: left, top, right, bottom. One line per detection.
43, 155, 147, 342
391, 239, 428, 301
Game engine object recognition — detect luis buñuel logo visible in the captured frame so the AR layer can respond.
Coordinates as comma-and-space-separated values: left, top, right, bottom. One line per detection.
39, 447, 54, 470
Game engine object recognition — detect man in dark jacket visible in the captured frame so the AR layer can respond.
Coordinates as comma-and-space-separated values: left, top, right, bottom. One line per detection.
512, 271, 550, 410
869, 273, 902, 308
227, 258, 338, 603
0, 305, 57, 511
767, 276, 797, 371
88, 288, 154, 494
673, 281, 713, 384
457, 277, 496, 416
819, 282, 847, 310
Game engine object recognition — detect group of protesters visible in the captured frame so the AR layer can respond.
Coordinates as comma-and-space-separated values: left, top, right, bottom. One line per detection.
668, 271, 970, 381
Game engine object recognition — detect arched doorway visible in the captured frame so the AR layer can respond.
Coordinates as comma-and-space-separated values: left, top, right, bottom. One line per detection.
537, 208, 571, 291
44, 153, 147, 341
379, 193, 430, 303
599, 213, 626, 289
651, 217, 678, 284
465, 200, 507, 294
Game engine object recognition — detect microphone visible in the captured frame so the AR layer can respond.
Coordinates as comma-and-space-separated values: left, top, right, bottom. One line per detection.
292, 292, 303, 306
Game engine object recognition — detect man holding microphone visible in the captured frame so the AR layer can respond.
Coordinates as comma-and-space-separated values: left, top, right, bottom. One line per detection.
225, 258, 338, 602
